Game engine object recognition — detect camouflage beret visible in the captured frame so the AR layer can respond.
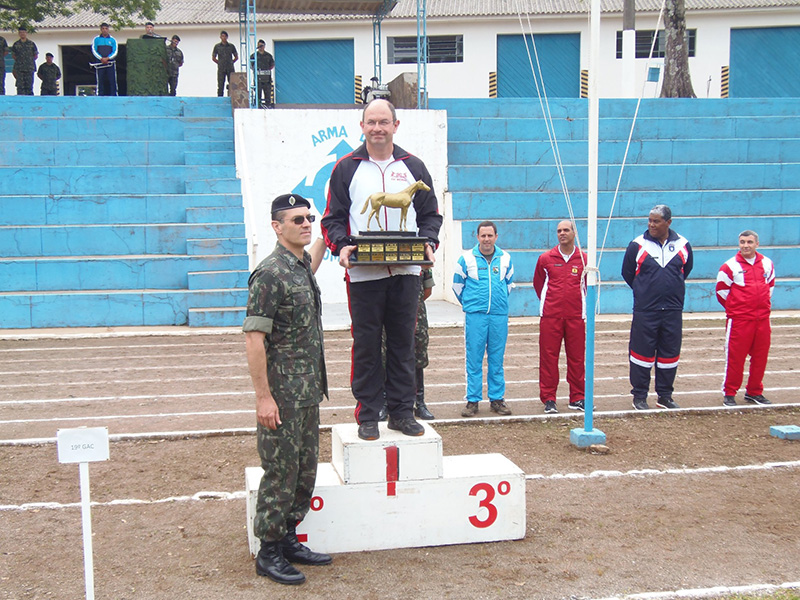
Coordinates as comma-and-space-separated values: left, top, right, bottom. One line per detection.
271, 194, 310, 216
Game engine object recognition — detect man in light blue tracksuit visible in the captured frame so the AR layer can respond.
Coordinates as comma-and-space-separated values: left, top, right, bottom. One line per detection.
453, 221, 514, 417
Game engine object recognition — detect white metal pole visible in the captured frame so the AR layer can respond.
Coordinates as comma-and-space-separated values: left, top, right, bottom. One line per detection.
79, 462, 95, 600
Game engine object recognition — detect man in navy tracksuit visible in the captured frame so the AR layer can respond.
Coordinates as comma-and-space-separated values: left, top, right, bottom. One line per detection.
321, 99, 442, 442
621, 205, 693, 410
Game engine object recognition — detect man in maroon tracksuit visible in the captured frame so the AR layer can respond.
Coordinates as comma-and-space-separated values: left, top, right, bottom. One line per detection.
533, 220, 587, 414
716, 230, 775, 406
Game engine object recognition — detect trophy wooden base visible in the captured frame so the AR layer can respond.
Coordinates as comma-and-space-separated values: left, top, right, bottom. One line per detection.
351, 231, 432, 266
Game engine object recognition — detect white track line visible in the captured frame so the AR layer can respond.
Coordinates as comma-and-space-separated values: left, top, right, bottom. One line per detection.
2, 385, 800, 411
2, 460, 797, 513
592, 581, 800, 600
3, 402, 799, 445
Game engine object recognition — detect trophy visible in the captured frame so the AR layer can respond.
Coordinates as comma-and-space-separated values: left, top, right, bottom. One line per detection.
350, 180, 433, 266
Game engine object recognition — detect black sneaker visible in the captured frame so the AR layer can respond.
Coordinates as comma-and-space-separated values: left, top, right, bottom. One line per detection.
461, 402, 479, 417
387, 416, 424, 436
490, 400, 512, 415
569, 399, 585, 411
357, 421, 379, 441
723, 395, 737, 406
744, 393, 772, 405
632, 398, 649, 410
656, 397, 680, 409
544, 400, 558, 414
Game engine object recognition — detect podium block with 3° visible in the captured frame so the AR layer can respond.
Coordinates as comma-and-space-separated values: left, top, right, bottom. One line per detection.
246, 421, 526, 556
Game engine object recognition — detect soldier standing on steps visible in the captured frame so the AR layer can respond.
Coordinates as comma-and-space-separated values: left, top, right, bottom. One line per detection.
212, 30, 238, 97
37, 53, 61, 96
243, 193, 332, 586
165, 35, 184, 96
11, 26, 38, 96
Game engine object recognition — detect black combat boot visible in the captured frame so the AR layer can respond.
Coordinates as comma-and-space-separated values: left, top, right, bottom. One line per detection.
413, 367, 434, 420
280, 523, 332, 566
256, 540, 305, 585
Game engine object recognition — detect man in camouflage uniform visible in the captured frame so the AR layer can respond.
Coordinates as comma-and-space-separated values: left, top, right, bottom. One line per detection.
165, 35, 183, 96
243, 193, 332, 586
37, 53, 60, 95
413, 268, 435, 419
0, 35, 8, 95
11, 27, 38, 96
211, 30, 238, 97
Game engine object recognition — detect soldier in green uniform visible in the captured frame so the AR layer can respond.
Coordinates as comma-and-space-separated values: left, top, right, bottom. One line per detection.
37, 53, 61, 96
211, 30, 238, 97
0, 35, 8, 95
243, 193, 332, 586
11, 27, 38, 96
165, 35, 184, 96
414, 268, 435, 419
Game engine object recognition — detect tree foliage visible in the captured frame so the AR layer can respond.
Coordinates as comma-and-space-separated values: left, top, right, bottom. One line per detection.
660, 0, 696, 98
0, 0, 160, 31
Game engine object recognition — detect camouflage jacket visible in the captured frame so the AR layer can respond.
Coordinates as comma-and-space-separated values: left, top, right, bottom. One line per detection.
165, 45, 183, 76
243, 243, 327, 407
11, 39, 37, 72
212, 41, 238, 70
37, 63, 61, 87
0, 37, 7, 59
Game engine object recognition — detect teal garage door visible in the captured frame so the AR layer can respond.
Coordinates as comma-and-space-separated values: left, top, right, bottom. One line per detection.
497, 33, 581, 98
730, 27, 800, 97
274, 39, 354, 104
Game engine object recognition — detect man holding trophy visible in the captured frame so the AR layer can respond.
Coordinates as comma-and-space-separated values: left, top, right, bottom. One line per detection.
321, 99, 442, 441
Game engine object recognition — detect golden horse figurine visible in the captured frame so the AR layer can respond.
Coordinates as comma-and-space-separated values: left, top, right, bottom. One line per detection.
360, 179, 431, 231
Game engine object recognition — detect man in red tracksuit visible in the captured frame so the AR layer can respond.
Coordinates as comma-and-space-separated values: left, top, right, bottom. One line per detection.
716, 230, 775, 406
533, 220, 587, 414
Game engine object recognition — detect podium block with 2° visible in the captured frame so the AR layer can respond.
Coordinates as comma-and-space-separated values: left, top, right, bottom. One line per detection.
246, 421, 526, 555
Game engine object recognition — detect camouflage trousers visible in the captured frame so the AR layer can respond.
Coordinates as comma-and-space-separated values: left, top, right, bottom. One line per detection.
254, 403, 319, 542
14, 71, 34, 95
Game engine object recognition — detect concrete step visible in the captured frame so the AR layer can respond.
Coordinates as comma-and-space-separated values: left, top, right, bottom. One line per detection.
0, 95, 229, 118
450, 189, 800, 220
0, 223, 246, 257
430, 97, 800, 119
0, 193, 244, 226
185, 150, 236, 165
185, 178, 243, 194
0, 165, 238, 196
188, 306, 246, 327
448, 163, 800, 193
0, 287, 245, 329
0, 254, 249, 292
186, 237, 248, 255
186, 206, 245, 223
445, 116, 800, 143
447, 138, 800, 167
188, 269, 250, 290
184, 125, 234, 142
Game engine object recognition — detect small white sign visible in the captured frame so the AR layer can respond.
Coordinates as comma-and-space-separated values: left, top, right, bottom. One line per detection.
57, 427, 110, 464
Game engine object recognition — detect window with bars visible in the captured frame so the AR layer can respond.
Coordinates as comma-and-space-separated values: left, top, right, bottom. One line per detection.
615, 29, 696, 59
388, 35, 464, 64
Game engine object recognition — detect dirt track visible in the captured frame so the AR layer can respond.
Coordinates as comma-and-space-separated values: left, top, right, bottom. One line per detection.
1, 318, 799, 599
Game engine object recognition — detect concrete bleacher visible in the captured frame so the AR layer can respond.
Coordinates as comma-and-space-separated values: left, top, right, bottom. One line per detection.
431, 97, 800, 316
0, 96, 248, 328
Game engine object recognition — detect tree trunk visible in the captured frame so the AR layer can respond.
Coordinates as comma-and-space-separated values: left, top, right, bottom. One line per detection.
660, 0, 696, 98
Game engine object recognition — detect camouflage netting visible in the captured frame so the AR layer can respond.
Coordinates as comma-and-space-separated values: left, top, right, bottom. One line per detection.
126, 38, 168, 96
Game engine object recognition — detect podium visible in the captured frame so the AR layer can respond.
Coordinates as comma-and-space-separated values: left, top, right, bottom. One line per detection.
246, 422, 526, 555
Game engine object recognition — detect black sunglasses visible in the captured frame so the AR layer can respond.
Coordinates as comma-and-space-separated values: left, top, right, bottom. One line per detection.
287, 214, 315, 225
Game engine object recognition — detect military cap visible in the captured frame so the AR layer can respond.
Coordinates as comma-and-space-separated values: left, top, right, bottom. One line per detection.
46, 52, 54, 58
271, 194, 310, 217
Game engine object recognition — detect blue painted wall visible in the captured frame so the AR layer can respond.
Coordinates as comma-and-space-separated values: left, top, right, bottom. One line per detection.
431, 97, 800, 316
